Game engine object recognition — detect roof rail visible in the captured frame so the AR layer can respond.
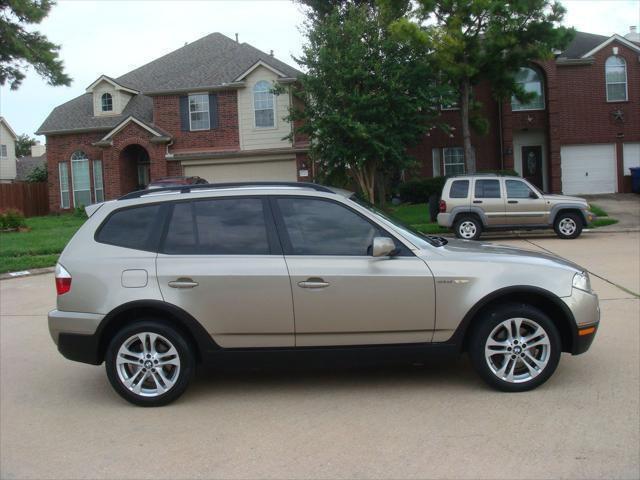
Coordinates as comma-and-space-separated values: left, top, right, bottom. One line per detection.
117, 181, 334, 201
451, 173, 498, 178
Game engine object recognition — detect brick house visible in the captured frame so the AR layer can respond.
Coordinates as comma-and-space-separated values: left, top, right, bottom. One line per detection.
37, 33, 309, 211
412, 29, 640, 194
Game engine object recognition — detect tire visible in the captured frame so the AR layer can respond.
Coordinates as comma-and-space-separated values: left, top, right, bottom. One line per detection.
468, 303, 561, 392
105, 319, 195, 406
554, 212, 583, 239
454, 215, 482, 240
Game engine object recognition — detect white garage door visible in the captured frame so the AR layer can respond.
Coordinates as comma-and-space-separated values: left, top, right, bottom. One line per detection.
623, 143, 640, 175
561, 144, 617, 195
184, 158, 297, 183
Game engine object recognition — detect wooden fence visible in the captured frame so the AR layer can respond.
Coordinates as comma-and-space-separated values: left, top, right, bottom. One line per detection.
0, 182, 49, 217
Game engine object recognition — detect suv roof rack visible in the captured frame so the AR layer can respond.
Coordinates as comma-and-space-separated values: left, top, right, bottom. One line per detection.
117, 181, 334, 201
451, 173, 498, 178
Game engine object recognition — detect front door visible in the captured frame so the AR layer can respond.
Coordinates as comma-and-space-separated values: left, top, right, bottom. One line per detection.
272, 196, 435, 347
504, 178, 548, 225
156, 197, 295, 348
522, 146, 543, 190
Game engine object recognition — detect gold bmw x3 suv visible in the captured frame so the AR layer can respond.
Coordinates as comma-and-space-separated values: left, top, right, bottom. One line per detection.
49, 182, 599, 406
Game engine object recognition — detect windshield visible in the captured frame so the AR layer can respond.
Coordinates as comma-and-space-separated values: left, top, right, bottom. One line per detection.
350, 196, 445, 248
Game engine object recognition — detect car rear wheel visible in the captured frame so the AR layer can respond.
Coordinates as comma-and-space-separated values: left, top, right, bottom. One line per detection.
105, 320, 195, 406
454, 215, 482, 240
469, 304, 561, 392
554, 212, 583, 239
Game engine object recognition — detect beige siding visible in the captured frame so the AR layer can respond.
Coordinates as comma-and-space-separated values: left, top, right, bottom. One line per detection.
183, 155, 297, 183
92, 80, 132, 116
0, 122, 17, 181
237, 67, 293, 151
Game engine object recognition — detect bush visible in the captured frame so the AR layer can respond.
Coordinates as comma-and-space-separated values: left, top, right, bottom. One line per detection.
477, 169, 519, 176
26, 165, 48, 183
73, 205, 88, 219
0, 209, 27, 230
398, 177, 447, 204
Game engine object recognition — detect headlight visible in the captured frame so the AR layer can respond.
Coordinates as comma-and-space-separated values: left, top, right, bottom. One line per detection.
572, 271, 592, 293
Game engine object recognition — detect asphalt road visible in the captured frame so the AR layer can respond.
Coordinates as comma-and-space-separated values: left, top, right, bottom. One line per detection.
1, 232, 638, 479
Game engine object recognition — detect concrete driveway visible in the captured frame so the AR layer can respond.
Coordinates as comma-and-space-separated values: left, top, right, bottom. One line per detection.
1, 232, 638, 479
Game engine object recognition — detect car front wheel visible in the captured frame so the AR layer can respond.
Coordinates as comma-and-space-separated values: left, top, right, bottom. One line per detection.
105, 320, 195, 406
554, 212, 583, 239
469, 304, 561, 392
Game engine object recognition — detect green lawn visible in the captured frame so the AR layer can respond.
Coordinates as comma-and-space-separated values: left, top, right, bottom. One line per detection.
0, 215, 86, 273
589, 204, 608, 217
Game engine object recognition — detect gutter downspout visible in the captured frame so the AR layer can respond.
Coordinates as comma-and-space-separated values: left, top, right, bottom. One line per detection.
498, 101, 504, 170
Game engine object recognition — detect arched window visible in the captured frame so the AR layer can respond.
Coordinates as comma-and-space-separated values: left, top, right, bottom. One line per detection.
606, 56, 627, 102
511, 67, 544, 111
101, 93, 113, 112
71, 151, 91, 207
253, 80, 275, 128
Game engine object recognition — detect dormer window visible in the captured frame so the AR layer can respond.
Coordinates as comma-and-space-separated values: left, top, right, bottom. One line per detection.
101, 93, 113, 112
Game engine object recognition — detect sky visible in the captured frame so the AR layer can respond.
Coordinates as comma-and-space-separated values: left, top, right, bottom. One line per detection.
1, 0, 639, 143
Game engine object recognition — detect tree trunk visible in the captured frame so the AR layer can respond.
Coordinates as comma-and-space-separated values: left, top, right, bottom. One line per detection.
353, 164, 376, 204
461, 79, 476, 174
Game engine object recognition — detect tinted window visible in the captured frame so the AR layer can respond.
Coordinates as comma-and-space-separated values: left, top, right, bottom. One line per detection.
97, 204, 162, 251
163, 198, 270, 255
277, 198, 379, 256
449, 180, 469, 198
506, 180, 535, 199
475, 179, 501, 198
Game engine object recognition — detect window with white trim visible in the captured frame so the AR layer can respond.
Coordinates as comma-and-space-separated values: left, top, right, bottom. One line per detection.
511, 67, 544, 111
59, 162, 70, 209
93, 160, 104, 203
101, 93, 113, 112
253, 80, 275, 128
0, 145, 7, 157
605, 56, 627, 102
189, 94, 210, 131
71, 151, 91, 208
443, 147, 465, 176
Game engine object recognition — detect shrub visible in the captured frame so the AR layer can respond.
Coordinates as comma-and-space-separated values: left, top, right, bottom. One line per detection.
73, 205, 88, 219
0, 209, 27, 230
477, 169, 519, 176
26, 165, 48, 183
398, 177, 447, 204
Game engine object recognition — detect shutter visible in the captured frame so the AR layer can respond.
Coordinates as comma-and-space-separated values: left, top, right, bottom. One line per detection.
209, 93, 218, 129
179, 96, 189, 131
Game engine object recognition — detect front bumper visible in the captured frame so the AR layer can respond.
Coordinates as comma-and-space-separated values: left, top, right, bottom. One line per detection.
48, 310, 104, 365
562, 287, 600, 355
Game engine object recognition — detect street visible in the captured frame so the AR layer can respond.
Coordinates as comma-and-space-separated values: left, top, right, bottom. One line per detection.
1, 232, 639, 479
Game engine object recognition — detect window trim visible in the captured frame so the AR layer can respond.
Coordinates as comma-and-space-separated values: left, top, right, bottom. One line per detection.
270, 196, 413, 257
93, 160, 104, 203
157, 196, 282, 256
443, 147, 466, 176
95, 203, 170, 252
605, 55, 628, 102
70, 151, 91, 208
101, 93, 113, 112
473, 178, 502, 199
188, 93, 211, 131
511, 67, 545, 112
59, 162, 70, 209
0, 144, 7, 158
253, 80, 277, 129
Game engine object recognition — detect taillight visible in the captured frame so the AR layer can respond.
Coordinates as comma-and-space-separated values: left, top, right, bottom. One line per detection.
55, 264, 72, 295
439, 200, 447, 213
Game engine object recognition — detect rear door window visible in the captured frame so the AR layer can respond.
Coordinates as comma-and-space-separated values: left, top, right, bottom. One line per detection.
474, 179, 501, 198
96, 204, 163, 251
449, 180, 469, 198
162, 198, 271, 255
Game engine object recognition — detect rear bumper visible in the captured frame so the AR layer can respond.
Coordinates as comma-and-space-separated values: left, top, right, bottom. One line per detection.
48, 310, 104, 365
437, 212, 452, 227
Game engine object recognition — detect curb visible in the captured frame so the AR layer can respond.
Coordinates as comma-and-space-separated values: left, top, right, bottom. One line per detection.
0, 267, 55, 281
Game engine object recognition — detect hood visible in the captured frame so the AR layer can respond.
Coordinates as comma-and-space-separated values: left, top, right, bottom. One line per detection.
543, 194, 589, 206
423, 238, 584, 272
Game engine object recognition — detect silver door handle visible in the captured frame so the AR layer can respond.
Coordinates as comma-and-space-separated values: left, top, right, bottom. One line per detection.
168, 278, 199, 289
298, 279, 330, 289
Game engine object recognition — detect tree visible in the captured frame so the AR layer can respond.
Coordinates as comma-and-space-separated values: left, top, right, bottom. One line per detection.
0, 0, 71, 89
394, 0, 573, 172
26, 164, 47, 182
15, 133, 36, 157
290, 0, 444, 203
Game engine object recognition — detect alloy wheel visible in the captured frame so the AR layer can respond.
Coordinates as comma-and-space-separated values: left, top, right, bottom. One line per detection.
558, 218, 577, 236
459, 221, 477, 239
116, 332, 181, 397
484, 317, 551, 383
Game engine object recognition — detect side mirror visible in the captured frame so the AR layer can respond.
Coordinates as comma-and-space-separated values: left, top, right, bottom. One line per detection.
372, 237, 397, 257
